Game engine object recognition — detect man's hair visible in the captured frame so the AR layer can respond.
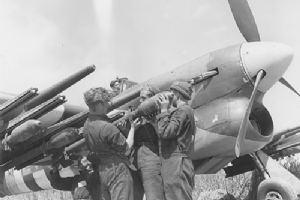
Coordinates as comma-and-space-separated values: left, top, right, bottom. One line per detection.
83, 87, 112, 107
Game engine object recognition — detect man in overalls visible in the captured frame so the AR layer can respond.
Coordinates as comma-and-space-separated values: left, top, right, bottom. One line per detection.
83, 87, 139, 200
157, 81, 196, 200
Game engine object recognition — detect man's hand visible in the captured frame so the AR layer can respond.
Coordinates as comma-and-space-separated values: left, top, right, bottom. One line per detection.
157, 93, 170, 113
130, 118, 141, 130
81, 156, 93, 172
81, 156, 91, 167
118, 118, 128, 128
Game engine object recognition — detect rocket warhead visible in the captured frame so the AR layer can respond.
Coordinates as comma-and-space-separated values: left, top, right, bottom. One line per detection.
3, 120, 42, 149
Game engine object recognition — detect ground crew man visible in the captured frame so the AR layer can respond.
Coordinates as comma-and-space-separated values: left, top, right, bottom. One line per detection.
134, 85, 165, 200
157, 81, 195, 200
110, 78, 122, 96
83, 87, 139, 200
49, 157, 99, 200
74, 156, 100, 200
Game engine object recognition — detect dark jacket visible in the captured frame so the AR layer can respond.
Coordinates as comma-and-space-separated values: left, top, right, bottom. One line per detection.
49, 169, 82, 191
83, 113, 133, 168
134, 121, 159, 154
157, 104, 195, 157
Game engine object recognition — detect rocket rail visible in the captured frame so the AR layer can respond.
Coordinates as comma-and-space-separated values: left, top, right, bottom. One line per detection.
25, 65, 95, 111
0, 88, 38, 117
0, 96, 66, 138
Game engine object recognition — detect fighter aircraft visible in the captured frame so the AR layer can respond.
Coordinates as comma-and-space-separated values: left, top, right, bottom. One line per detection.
0, 0, 300, 200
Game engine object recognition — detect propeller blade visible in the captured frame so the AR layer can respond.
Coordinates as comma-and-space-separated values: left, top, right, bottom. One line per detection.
235, 70, 265, 157
279, 77, 300, 97
228, 0, 260, 42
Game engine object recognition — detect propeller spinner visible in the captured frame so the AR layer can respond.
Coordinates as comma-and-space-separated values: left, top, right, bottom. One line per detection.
228, 0, 299, 96
228, 0, 298, 156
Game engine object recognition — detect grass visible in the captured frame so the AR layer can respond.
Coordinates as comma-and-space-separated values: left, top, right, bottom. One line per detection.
193, 171, 252, 200
0, 171, 253, 200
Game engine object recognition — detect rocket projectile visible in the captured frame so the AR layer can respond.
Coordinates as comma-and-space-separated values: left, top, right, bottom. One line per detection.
1, 111, 88, 166
108, 86, 141, 111
4, 120, 42, 147
25, 65, 95, 111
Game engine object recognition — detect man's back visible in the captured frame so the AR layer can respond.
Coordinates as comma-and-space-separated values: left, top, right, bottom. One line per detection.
83, 113, 129, 162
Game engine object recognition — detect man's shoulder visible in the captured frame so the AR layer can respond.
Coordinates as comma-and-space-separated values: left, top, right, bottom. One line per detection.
138, 121, 155, 131
85, 117, 108, 127
102, 121, 117, 129
175, 104, 193, 113
102, 121, 122, 136
175, 105, 194, 120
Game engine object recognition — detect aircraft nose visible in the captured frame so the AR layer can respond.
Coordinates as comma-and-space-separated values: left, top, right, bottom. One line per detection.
240, 42, 293, 92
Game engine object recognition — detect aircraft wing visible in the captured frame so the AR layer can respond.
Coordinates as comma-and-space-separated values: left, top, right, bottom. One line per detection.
263, 125, 300, 159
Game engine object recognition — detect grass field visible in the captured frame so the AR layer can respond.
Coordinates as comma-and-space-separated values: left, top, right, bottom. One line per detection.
0, 171, 253, 200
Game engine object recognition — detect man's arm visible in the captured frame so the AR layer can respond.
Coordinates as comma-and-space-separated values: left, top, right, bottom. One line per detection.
105, 123, 130, 154
157, 108, 187, 139
126, 118, 140, 149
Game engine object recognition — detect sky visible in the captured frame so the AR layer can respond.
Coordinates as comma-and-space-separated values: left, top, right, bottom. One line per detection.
0, 0, 299, 132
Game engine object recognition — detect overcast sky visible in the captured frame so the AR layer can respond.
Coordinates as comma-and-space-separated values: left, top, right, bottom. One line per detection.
0, 0, 300, 132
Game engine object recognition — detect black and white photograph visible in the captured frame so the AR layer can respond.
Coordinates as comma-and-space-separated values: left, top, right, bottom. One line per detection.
0, 0, 299, 199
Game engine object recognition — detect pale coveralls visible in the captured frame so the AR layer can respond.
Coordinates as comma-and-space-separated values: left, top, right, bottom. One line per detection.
157, 104, 195, 200
83, 113, 135, 200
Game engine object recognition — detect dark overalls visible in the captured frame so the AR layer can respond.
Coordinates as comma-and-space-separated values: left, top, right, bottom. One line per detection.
49, 169, 81, 191
157, 105, 195, 200
134, 121, 164, 200
49, 169, 96, 200
83, 114, 134, 200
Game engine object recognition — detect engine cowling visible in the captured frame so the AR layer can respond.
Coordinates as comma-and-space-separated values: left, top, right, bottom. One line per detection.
191, 97, 273, 159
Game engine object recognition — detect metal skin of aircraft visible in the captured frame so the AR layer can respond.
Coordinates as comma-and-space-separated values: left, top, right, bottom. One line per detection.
0, 0, 300, 200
